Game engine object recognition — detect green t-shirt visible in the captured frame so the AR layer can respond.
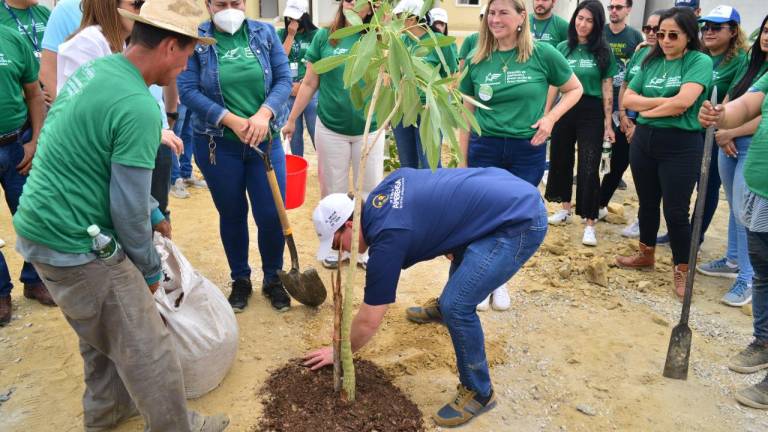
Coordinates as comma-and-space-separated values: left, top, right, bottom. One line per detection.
215, 26, 266, 142
0, 3, 50, 56
13, 54, 162, 254
277, 27, 316, 82
459, 42, 572, 139
305, 27, 377, 136
459, 32, 479, 61
556, 41, 617, 98
628, 50, 712, 131
0, 26, 37, 134
727, 56, 768, 100
744, 73, 768, 198
711, 50, 746, 104
530, 15, 569, 47
625, 45, 650, 85
605, 24, 644, 110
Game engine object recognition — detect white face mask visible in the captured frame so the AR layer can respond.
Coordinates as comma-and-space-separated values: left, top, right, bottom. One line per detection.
213, 8, 246, 35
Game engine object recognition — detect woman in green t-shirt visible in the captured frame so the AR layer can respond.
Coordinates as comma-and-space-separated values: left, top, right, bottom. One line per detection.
544, 0, 617, 247
458, 0, 581, 310
617, 7, 712, 298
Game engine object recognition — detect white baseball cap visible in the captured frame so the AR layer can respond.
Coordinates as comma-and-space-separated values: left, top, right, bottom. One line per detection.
393, 0, 424, 17
429, 8, 448, 24
312, 193, 355, 260
284, 0, 308, 20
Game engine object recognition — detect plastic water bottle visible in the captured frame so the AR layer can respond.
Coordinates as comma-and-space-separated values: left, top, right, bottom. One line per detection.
87, 225, 124, 263
599, 140, 612, 176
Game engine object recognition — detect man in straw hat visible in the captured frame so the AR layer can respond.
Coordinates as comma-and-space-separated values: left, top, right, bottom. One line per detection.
12, 1, 228, 430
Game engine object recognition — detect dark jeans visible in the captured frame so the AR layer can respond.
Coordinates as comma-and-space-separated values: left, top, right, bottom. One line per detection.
599, 120, 630, 207
193, 133, 286, 282
630, 125, 703, 264
545, 96, 604, 220
287, 94, 317, 157
151, 144, 173, 218
749, 230, 768, 342
392, 119, 441, 169
171, 105, 193, 183
467, 133, 547, 187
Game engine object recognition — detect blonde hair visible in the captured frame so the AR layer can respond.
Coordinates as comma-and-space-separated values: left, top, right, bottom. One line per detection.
71, 0, 125, 53
472, 0, 534, 65
701, 26, 747, 65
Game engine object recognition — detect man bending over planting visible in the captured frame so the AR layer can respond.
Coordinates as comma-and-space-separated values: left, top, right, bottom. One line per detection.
304, 167, 547, 427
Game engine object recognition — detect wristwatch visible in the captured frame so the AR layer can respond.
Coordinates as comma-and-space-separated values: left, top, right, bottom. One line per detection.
166, 112, 179, 121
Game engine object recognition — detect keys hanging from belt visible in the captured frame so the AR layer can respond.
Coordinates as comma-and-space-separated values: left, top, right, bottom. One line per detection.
208, 135, 216, 165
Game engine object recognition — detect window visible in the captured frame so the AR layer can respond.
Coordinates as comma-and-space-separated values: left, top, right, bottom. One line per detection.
456, 0, 480, 5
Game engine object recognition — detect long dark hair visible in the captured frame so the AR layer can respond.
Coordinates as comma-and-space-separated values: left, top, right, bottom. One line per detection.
565, 0, 610, 72
643, 7, 702, 67
730, 14, 768, 99
284, 13, 318, 34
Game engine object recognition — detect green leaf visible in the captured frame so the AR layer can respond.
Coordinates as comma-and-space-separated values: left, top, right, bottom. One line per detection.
419, 0, 434, 20
374, 86, 395, 128
349, 31, 378, 85
459, 103, 482, 135
414, 46, 430, 57
311, 54, 350, 74
418, 34, 456, 48
401, 81, 420, 127
391, 37, 414, 80
344, 9, 363, 27
330, 24, 368, 40
387, 50, 401, 86
350, 83, 365, 110
462, 93, 491, 111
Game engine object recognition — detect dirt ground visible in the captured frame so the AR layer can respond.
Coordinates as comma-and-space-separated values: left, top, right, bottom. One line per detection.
2, 140, 768, 432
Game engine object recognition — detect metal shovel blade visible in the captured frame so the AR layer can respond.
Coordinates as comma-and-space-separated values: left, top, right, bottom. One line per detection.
278, 267, 327, 307
663, 322, 692, 380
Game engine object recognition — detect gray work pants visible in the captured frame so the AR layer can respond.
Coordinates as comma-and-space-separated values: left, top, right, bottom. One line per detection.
33, 256, 193, 432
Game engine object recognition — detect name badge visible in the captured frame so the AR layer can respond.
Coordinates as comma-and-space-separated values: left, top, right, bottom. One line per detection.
290, 62, 299, 78
478, 84, 493, 102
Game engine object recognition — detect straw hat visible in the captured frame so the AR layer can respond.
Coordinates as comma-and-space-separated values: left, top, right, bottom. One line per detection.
118, 0, 216, 45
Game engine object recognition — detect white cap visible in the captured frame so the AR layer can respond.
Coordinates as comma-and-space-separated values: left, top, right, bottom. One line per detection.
393, 0, 424, 17
87, 225, 100, 237
283, 0, 308, 20
312, 193, 355, 260
429, 7, 448, 24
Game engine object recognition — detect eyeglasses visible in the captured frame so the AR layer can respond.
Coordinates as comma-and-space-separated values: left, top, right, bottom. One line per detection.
656, 31, 681, 41
343, 0, 355, 3
700, 23, 730, 33
642, 25, 659, 34
129, 0, 144, 9
607, 5, 626, 11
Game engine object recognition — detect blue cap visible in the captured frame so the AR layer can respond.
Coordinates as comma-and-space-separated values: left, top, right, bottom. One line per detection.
675, 0, 700, 8
699, 5, 740, 24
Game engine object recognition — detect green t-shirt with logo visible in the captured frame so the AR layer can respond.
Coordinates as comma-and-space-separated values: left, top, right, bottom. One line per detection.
744, 73, 768, 198
215, 26, 266, 142
628, 50, 712, 131
277, 27, 317, 82
605, 24, 644, 110
530, 15, 569, 47
0, 26, 37, 134
556, 41, 617, 99
305, 27, 377, 136
459, 41, 572, 139
459, 32, 479, 61
711, 50, 746, 104
727, 57, 768, 100
0, 4, 49, 56
625, 45, 650, 85
13, 54, 162, 254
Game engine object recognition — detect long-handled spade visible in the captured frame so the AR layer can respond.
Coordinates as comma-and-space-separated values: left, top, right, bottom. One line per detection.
663, 87, 718, 380
254, 138, 327, 307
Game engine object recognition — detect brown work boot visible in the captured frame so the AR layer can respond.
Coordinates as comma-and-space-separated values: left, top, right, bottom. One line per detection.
0, 295, 11, 326
673, 264, 688, 299
23, 282, 56, 306
616, 242, 655, 270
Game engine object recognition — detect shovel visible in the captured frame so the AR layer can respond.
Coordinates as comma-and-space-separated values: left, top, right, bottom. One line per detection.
662, 87, 718, 380
254, 137, 327, 307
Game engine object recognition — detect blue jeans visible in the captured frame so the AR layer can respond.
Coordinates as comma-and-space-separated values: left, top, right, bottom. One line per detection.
287, 94, 317, 157
467, 134, 547, 187
748, 230, 768, 342
193, 133, 286, 282
719, 136, 754, 285
392, 120, 441, 169
439, 202, 548, 396
171, 105, 193, 183
0, 129, 42, 296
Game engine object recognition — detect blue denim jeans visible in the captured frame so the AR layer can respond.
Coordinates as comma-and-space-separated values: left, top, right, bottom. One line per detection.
748, 230, 768, 342
287, 94, 317, 157
439, 202, 548, 396
719, 136, 754, 285
392, 120, 441, 169
193, 133, 286, 282
0, 129, 42, 296
171, 104, 193, 183
467, 134, 547, 187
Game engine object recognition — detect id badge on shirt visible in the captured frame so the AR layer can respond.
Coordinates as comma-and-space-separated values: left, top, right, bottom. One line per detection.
290, 62, 299, 78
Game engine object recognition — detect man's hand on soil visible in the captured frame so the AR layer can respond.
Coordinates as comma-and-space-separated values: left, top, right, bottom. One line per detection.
302, 346, 333, 371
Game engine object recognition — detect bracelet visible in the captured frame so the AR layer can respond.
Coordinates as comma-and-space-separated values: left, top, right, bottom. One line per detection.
166, 112, 179, 121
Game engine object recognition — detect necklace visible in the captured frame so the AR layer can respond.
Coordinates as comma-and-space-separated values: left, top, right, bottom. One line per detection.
496, 50, 515, 73
662, 58, 667, 80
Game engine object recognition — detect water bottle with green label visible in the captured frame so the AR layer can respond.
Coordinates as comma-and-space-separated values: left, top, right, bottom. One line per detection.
87, 225, 124, 264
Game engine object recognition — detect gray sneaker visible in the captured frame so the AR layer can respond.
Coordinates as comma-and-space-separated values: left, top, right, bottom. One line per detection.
190, 412, 229, 432
721, 279, 752, 307
729, 340, 768, 374
697, 257, 739, 279
735, 380, 768, 410
184, 176, 208, 189
171, 178, 190, 199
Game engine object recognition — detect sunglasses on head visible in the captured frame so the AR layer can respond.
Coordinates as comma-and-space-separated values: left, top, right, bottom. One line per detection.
607, 5, 625, 11
656, 31, 681, 41
700, 23, 730, 33
642, 25, 659, 34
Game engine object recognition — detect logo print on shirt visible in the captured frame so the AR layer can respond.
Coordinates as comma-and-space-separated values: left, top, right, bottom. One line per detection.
390, 178, 405, 209
484, 72, 502, 83
372, 194, 389, 209
0, 53, 9, 67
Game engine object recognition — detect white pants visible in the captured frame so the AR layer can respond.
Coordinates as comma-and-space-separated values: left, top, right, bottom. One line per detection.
315, 118, 385, 200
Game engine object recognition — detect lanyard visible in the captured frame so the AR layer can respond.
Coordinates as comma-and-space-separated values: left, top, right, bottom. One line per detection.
532, 17, 552, 41
3, 1, 40, 55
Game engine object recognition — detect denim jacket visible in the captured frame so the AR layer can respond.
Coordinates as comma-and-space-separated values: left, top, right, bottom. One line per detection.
177, 19, 292, 137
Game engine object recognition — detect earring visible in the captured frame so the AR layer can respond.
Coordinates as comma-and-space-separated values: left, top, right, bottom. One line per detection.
517, 25, 522, 32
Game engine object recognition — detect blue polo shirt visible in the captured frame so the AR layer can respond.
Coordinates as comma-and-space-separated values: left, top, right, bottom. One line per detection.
362, 168, 543, 306
40, 0, 82, 53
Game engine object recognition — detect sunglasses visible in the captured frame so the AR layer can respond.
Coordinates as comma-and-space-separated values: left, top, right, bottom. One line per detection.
700, 23, 730, 33
128, 0, 144, 9
642, 25, 659, 34
656, 31, 681, 41
343, 0, 355, 3
607, 5, 626, 11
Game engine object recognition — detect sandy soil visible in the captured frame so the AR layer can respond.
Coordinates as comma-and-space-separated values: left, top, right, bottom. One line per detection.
2, 141, 768, 432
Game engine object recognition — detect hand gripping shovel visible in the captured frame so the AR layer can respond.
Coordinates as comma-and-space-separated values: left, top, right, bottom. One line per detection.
663, 87, 718, 380
254, 138, 327, 307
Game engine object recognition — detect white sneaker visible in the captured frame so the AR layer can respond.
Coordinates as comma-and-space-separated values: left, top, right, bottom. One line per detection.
598, 207, 608, 221
548, 209, 572, 225
582, 226, 597, 246
477, 295, 490, 311
321, 251, 350, 269
621, 219, 640, 238
491, 285, 511, 311
170, 178, 190, 199
184, 176, 208, 189
358, 252, 369, 270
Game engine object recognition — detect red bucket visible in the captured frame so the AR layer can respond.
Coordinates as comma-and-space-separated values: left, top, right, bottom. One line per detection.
284, 155, 308, 210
